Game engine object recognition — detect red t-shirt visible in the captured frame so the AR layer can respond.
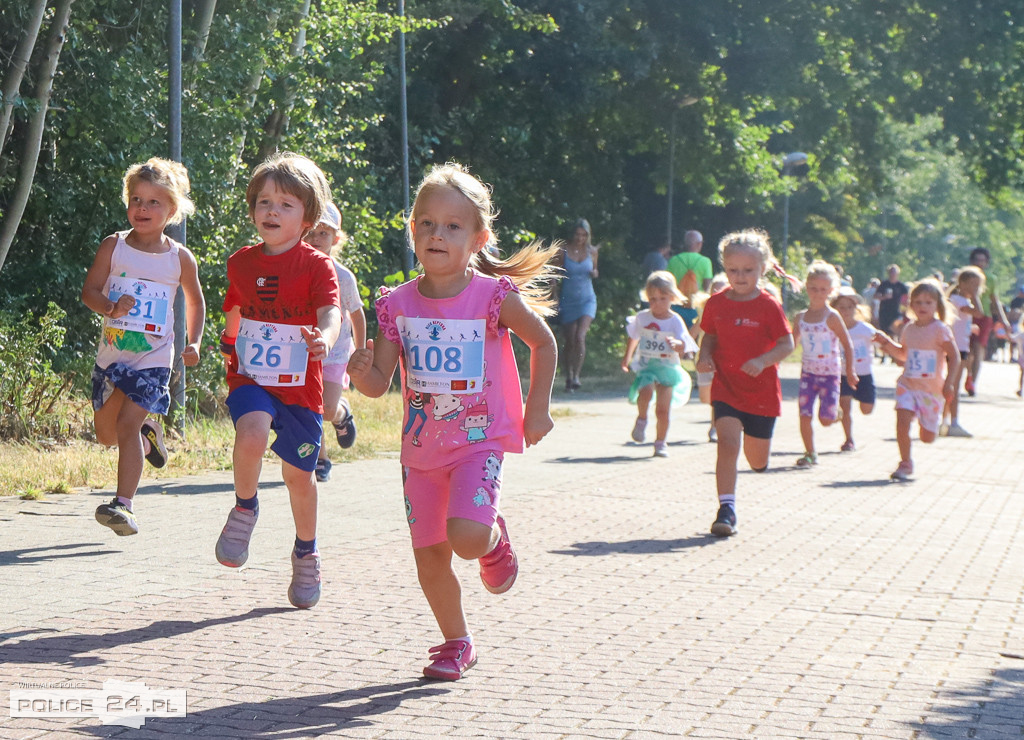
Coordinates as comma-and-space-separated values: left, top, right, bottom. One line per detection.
223, 241, 340, 411
700, 289, 792, 416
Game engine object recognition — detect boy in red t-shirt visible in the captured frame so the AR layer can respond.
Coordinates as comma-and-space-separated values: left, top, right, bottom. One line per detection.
215, 153, 341, 609
697, 229, 793, 537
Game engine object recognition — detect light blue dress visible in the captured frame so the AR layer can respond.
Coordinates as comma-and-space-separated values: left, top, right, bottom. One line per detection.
558, 251, 597, 324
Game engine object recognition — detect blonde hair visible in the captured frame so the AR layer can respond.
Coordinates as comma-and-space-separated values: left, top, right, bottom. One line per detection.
718, 229, 775, 277
908, 278, 954, 324
245, 152, 331, 228
949, 265, 986, 298
642, 270, 684, 304
122, 157, 194, 225
806, 260, 840, 290
410, 162, 559, 315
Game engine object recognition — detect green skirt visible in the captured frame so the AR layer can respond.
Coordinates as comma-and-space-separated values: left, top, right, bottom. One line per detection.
628, 361, 693, 406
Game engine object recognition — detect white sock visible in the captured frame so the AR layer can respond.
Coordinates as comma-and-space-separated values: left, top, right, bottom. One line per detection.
718, 493, 736, 509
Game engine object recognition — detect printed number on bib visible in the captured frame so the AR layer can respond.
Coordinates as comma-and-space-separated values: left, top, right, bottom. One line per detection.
804, 332, 833, 359
398, 316, 485, 394
106, 276, 173, 336
235, 318, 309, 387
905, 348, 937, 379
637, 329, 676, 363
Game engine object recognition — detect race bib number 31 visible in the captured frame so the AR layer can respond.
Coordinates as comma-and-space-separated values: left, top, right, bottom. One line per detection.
236, 319, 309, 387
398, 316, 485, 394
106, 276, 173, 336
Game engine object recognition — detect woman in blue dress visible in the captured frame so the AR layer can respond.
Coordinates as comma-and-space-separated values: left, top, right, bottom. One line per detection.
554, 219, 599, 391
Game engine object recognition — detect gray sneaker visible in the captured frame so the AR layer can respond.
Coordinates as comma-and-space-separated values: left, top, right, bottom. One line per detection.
95, 498, 139, 536
288, 550, 321, 609
215, 506, 258, 567
946, 423, 972, 438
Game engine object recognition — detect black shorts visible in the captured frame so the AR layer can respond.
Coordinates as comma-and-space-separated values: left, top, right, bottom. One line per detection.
712, 401, 776, 440
840, 373, 876, 405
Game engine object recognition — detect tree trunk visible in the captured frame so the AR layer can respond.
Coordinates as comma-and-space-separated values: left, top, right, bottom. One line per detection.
0, 0, 75, 273
0, 0, 49, 154
190, 0, 217, 64
257, 0, 311, 162
228, 8, 279, 185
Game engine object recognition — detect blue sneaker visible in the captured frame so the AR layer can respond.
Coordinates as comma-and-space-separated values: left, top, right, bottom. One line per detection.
710, 505, 737, 537
334, 400, 357, 449
315, 457, 332, 482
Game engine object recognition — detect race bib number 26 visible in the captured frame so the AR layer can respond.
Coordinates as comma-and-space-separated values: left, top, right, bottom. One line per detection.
235, 319, 309, 387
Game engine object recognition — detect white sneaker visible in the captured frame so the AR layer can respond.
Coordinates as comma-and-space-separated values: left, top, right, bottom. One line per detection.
947, 423, 972, 438
631, 417, 647, 443
939, 422, 950, 437
653, 440, 668, 457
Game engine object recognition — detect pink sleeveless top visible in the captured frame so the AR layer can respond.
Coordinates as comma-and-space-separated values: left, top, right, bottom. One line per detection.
376, 272, 525, 469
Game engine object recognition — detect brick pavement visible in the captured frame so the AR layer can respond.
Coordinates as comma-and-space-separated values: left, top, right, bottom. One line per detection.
1, 360, 1022, 739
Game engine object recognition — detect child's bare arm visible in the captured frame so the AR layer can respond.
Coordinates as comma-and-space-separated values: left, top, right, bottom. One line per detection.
621, 336, 639, 372
500, 292, 556, 447
742, 333, 794, 377
696, 333, 718, 373
348, 333, 400, 398
351, 306, 367, 349
178, 247, 206, 367
941, 338, 960, 399
828, 311, 858, 387
82, 236, 134, 318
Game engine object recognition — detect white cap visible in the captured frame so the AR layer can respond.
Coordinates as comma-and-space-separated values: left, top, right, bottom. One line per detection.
319, 202, 342, 231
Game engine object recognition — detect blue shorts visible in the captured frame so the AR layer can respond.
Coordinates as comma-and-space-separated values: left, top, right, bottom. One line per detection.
91, 363, 171, 415
840, 373, 876, 405
226, 384, 323, 472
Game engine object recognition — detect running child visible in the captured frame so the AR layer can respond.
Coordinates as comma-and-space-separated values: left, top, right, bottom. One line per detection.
692, 273, 729, 442
942, 266, 985, 436
305, 202, 367, 482
348, 163, 558, 680
831, 287, 897, 451
215, 153, 341, 609
876, 279, 959, 481
792, 261, 857, 467
696, 229, 794, 537
82, 157, 206, 536
621, 270, 698, 457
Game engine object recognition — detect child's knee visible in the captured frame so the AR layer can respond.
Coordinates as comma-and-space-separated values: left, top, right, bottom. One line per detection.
447, 518, 492, 560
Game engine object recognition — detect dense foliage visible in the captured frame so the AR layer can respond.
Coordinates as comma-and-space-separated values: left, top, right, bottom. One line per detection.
2, 1, 1024, 414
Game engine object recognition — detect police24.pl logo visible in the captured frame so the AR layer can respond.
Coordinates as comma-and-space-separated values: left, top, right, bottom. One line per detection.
10, 679, 186, 728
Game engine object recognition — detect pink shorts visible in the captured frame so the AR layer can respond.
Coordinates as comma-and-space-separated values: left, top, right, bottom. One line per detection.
403, 449, 504, 548
894, 383, 943, 434
322, 361, 350, 389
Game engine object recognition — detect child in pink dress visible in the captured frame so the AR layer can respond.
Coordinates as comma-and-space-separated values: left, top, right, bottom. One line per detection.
349, 163, 558, 680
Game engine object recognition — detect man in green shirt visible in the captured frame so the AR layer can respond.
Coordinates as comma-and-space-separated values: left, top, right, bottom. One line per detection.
666, 230, 713, 294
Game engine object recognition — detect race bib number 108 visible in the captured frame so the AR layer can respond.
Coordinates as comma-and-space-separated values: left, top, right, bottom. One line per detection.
398, 316, 485, 394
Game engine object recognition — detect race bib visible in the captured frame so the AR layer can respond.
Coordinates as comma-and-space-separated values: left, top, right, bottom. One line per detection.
637, 328, 677, 362
803, 331, 833, 359
398, 316, 485, 394
853, 340, 872, 364
106, 276, 173, 336
905, 348, 937, 379
235, 318, 309, 387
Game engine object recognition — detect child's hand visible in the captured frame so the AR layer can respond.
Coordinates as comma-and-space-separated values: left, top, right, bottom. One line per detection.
620, 360, 630, 373
301, 326, 330, 363
740, 356, 766, 377
695, 354, 715, 373
846, 370, 859, 390
347, 339, 375, 382
523, 405, 554, 447
108, 294, 136, 319
181, 342, 201, 367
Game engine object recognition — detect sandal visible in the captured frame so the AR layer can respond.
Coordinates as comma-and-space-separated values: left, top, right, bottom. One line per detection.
840, 441, 855, 452
795, 453, 818, 468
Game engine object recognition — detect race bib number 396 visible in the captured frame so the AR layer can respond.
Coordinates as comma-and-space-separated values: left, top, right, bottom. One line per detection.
106, 276, 173, 336
397, 317, 485, 394
236, 319, 309, 387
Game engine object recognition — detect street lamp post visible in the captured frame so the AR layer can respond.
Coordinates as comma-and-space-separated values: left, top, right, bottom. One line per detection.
665, 95, 699, 246
780, 151, 808, 311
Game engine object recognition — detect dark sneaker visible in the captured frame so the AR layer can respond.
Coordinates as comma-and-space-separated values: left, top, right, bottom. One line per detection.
215, 506, 258, 567
315, 457, 332, 483
710, 505, 737, 537
334, 398, 357, 449
95, 498, 139, 536
141, 419, 167, 468
479, 515, 518, 594
288, 550, 322, 609
423, 638, 477, 680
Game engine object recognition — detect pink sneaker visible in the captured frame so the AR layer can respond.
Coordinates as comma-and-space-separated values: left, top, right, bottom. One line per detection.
479, 515, 518, 594
423, 638, 477, 680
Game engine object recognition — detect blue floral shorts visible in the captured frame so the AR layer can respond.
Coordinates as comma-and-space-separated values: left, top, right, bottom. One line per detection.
91, 363, 171, 415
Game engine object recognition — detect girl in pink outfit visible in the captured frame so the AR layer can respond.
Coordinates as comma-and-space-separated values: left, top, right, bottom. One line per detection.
877, 279, 959, 481
349, 163, 558, 681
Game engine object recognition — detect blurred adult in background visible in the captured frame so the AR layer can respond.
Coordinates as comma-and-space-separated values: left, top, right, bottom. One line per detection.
666, 230, 713, 295
642, 242, 672, 276
875, 264, 908, 338
553, 218, 599, 392
964, 247, 1010, 395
